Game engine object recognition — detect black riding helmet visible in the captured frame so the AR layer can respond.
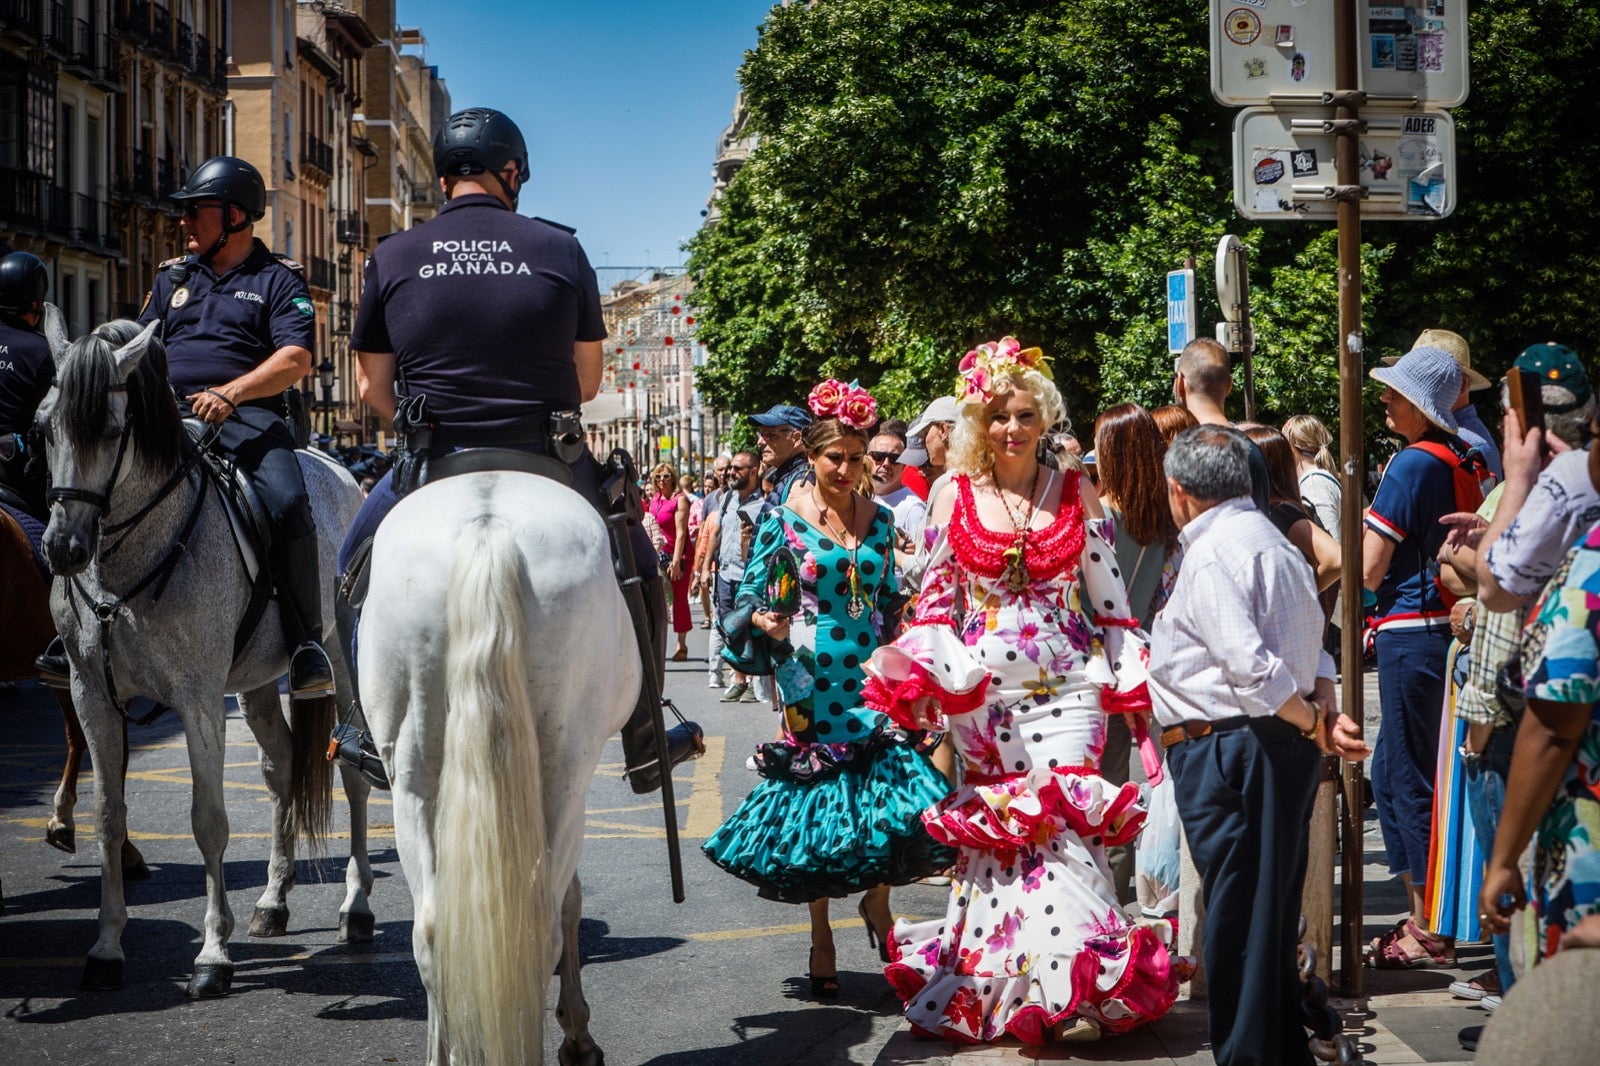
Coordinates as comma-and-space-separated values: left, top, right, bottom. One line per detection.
169, 156, 267, 260
433, 108, 529, 208
0, 251, 49, 314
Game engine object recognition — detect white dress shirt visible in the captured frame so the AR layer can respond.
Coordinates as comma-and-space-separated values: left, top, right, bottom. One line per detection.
1149, 497, 1333, 727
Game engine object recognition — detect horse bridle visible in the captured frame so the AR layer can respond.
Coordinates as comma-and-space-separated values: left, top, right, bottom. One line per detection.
45, 383, 133, 518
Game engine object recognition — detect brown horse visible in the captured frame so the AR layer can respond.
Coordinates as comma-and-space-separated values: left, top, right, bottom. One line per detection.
1, 506, 147, 879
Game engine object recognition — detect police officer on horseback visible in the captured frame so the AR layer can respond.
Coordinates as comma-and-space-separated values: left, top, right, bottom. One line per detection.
35, 157, 333, 699
0, 250, 54, 518
335, 107, 699, 795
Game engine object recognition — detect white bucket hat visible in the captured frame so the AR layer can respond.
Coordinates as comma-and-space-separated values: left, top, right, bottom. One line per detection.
1369, 346, 1463, 434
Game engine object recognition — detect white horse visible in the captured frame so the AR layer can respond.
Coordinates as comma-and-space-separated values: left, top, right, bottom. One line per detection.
36, 312, 372, 995
358, 471, 640, 1066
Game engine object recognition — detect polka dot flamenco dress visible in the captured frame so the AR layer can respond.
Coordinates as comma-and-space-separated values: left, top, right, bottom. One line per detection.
700, 504, 954, 903
862, 472, 1179, 1044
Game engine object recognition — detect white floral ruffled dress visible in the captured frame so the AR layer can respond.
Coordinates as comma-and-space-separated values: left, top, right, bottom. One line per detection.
863, 471, 1179, 1045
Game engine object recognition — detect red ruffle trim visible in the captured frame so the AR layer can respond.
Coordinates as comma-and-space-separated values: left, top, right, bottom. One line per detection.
887, 924, 1177, 1045
862, 663, 990, 730
921, 768, 1146, 853
1099, 681, 1151, 715
908, 615, 958, 631
1093, 614, 1139, 629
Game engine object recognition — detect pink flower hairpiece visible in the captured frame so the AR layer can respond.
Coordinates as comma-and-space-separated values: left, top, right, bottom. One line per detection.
808, 378, 878, 430
957, 336, 1052, 405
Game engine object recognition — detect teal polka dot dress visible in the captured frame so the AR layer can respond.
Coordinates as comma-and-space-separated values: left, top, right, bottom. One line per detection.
702, 504, 954, 903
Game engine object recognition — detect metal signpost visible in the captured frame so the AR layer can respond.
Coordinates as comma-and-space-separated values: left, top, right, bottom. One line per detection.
1215, 235, 1256, 419
1211, 0, 1470, 997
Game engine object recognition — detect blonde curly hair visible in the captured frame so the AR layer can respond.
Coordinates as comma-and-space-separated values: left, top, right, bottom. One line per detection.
947, 368, 1068, 476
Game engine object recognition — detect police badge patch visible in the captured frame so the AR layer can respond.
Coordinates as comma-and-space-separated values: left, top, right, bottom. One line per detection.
170, 286, 191, 309
292, 297, 314, 316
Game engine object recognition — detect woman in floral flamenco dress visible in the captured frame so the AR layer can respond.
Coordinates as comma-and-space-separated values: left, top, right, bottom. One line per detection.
702, 380, 954, 998
863, 339, 1180, 1044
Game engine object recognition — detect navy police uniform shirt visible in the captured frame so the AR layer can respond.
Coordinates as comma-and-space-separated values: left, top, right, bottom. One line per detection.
0, 313, 54, 433
138, 239, 317, 403
350, 193, 606, 432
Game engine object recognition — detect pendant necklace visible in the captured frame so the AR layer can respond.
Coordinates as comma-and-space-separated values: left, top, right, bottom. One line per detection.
995, 465, 1041, 593
814, 488, 867, 619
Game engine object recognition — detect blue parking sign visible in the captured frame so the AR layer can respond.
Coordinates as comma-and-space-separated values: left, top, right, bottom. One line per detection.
1167, 269, 1196, 354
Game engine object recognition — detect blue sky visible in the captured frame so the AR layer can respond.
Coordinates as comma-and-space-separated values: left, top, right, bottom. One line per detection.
398, 1, 777, 270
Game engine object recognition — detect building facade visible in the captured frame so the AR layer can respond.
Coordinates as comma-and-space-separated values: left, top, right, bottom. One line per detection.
2, 0, 127, 334
358, 5, 446, 244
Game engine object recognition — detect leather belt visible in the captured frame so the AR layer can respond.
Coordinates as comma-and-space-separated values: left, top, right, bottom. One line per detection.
1160, 715, 1253, 749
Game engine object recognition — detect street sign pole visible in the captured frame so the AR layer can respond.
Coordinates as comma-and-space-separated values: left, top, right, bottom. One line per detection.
1215, 235, 1255, 420
1335, 0, 1366, 1000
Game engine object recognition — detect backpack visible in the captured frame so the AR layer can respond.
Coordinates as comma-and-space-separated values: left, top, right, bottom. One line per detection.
1407, 438, 1488, 608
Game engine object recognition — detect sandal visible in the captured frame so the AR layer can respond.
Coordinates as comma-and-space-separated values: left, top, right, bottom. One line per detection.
1369, 918, 1455, 968
807, 947, 839, 999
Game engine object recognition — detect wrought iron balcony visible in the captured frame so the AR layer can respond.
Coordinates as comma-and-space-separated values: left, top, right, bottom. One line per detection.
175, 20, 192, 68
73, 192, 100, 245
303, 135, 334, 178
336, 213, 368, 247
194, 31, 211, 80
43, 0, 68, 55
0, 0, 44, 44
309, 256, 336, 293
156, 157, 178, 198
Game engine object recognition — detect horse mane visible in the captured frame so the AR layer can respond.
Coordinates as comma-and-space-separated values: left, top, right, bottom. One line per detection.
57, 320, 185, 474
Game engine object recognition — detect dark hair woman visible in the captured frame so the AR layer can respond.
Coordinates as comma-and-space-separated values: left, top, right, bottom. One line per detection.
1238, 423, 1341, 592
702, 380, 951, 1000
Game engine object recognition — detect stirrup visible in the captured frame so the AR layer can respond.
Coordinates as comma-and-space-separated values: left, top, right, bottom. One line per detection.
623, 699, 706, 795
35, 636, 69, 688
326, 723, 390, 790
290, 642, 335, 700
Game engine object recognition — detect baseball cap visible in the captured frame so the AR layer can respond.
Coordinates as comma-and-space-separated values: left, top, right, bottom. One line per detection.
1513, 343, 1592, 413
1369, 346, 1463, 433
907, 395, 960, 439
747, 404, 814, 430
899, 440, 929, 467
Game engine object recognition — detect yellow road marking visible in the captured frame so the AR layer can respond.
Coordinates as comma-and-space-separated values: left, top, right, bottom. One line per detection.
682, 735, 725, 840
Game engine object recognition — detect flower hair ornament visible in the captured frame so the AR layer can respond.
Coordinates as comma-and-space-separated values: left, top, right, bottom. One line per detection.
958, 336, 1052, 406
807, 378, 879, 430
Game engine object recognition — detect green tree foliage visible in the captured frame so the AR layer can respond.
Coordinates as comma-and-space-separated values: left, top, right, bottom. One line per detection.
687, 0, 1600, 442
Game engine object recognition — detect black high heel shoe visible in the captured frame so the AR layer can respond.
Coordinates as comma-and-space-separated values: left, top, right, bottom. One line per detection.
858, 899, 892, 964
807, 947, 839, 999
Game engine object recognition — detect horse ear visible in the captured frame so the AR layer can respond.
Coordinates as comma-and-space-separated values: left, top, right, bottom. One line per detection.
41, 303, 71, 366
110, 320, 161, 383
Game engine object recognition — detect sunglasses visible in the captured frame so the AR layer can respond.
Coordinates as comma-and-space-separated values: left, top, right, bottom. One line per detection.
729, 465, 754, 473
180, 202, 224, 219
868, 450, 902, 463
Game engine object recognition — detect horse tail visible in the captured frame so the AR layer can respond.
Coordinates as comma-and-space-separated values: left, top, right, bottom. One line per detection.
434, 515, 551, 1066
289, 694, 335, 851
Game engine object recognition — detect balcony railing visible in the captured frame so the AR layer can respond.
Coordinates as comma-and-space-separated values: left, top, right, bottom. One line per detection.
0, 0, 44, 43
42, 0, 68, 54
308, 256, 336, 292
157, 157, 179, 198
193, 31, 211, 80
336, 213, 368, 247
303, 135, 334, 178
175, 20, 192, 68
332, 300, 353, 336
73, 192, 100, 245
116, 147, 156, 199
46, 185, 71, 237
150, 4, 168, 49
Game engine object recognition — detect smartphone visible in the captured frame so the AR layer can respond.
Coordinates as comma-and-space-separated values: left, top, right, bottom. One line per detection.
1507, 368, 1545, 435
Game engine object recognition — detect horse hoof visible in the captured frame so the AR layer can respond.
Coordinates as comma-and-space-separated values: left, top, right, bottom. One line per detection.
337, 911, 375, 944
123, 860, 152, 882
81, 956, 124, 990
45, 824, 75, 854
187, 963, 234, 998
558, 1040, 604, 1066
249, 905, 290, 938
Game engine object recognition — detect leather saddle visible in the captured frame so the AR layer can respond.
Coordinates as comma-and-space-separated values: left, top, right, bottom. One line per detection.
341, 447, 574, 613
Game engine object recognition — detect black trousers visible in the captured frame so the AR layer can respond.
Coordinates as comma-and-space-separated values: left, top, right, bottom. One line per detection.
1167, 716, 1320, 1066
198, 403, 321, 646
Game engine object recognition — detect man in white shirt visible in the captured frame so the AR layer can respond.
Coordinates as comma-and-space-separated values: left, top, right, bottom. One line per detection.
1149, 425, 1366, 1066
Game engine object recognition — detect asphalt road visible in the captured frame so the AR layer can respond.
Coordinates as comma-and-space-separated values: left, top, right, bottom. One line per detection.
0, 617, 960, 1066
0, 617, 1495, 1066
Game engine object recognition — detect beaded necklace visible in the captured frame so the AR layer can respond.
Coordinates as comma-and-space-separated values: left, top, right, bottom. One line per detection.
994, 465, 1042, 593
813, 487, 867, 619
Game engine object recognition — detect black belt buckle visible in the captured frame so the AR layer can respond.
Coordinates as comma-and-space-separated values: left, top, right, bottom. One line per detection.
547, 409, 584, 465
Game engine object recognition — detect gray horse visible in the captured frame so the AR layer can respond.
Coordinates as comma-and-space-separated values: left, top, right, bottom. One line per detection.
35, 310, 371, 996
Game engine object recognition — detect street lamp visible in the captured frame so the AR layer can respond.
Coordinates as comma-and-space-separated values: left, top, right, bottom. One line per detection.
318, 358, 335, 441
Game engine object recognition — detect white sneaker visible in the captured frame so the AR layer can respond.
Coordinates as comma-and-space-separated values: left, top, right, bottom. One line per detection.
1481, 994, 1501, 1014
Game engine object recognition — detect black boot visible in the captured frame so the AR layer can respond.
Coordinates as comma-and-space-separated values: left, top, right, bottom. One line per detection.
620, 573, 703, 793
34, 635, 69, 687
326, 545, 389, 790
276, 530, 333, 700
